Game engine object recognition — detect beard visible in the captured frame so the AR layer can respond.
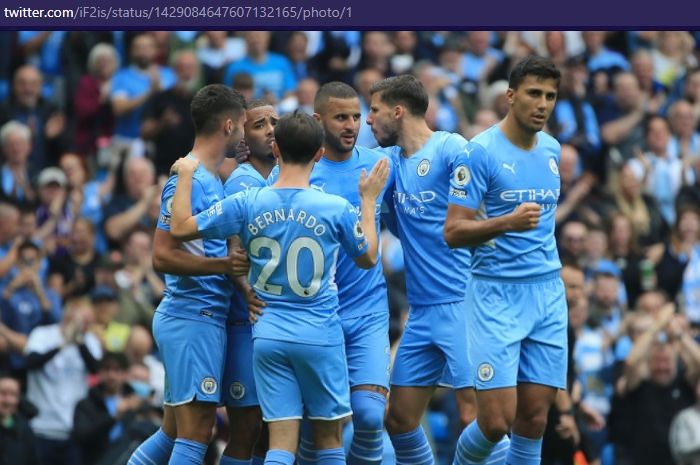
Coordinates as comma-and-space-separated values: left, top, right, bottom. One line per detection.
325, 130, 356, 154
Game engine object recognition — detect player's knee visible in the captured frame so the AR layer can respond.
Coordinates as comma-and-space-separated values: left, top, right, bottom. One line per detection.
478, 416, 510, 442
351, 390, 386, 431
514, 408, 549, 437
385, 406, 420, 435
312, 420, 343, 449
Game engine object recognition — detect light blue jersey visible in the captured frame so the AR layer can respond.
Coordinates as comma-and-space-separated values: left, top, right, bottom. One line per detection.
195, 187, 368, 346
156, 159, 232, 327
448, 125, 562, 280
385, 131, 471, 305
223, 163, 267, 323
269, 146, 391, 319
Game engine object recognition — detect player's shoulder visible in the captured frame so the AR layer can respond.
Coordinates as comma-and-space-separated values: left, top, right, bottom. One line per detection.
538, 131, 562, 155
356, 145, 389, 162
307, 189, 353, 213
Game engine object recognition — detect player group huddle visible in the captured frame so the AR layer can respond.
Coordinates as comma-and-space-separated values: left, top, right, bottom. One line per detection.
127, 55, 568, 465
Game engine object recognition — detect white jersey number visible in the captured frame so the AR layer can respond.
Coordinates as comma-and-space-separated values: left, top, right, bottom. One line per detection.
249, 237, 324, 298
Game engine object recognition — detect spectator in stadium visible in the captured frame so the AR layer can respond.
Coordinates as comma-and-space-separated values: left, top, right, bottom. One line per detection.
285, 31, 315, 81
589, 271, 626, 339
679, 207, 700, 325
354, 67, 382, 148
358, 31, 395, 78
611, 304, 700, 465
34, 167, 75, 257
0, 240, 61, 375
48, 217, 100, 299
464, 107, 499, 140
555, 144, 597, 226
667, 98, 700, 159
90, 286, 132, 352
607, 213, 646, 307
598, 72, 649, 164
580, 31, 630, 76
630, 48, 667, 107
0, 64, 67, 174
559, 220, 589, 265
0, 121, 35, 205
0, 202, 20, 289
111, 33, 176, 157
112, 228, 163, 327
197, 31, 246, 84
0, 374, 39, 465
461, 31, 505, 83
73, 43, 118, 159
72, 352, 150, 465
278, 77, 318, 115
651, 32, 697, 89
25, 296, 102, 465
605, 161, 667, 246
674, 67, 700, 126
141, 49, 199, 176
224, 31, 297, 103
103, 156, 157, 243
124, 325, 164, 407
647, 205, 699, 304
669, 376, 700, 465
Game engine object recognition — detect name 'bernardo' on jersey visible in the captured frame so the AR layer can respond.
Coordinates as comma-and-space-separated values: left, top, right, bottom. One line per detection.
500, 188, 561, 211
247, 208, 327, 237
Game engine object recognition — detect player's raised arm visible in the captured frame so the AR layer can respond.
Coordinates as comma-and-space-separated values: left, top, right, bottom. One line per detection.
354, 158, 390, 268
170, 157, 202, 241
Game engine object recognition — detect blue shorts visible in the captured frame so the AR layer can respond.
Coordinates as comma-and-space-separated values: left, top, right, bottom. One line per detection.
222, 322, 259, 407
468, 272, 568, 391
253, 339, 352, 422
391, 301, 472, 389
342, 312, 390, 389
153, 311, 226, 406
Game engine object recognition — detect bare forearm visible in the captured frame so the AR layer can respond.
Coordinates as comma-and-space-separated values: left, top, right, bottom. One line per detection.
153, 248, 228, 276
105, 201, 148, 240
0, 324, 28, 354
112, 93, 151, 117
360, 196, 379, 265
171, 173, 197, 240
601, 109, 645, 145
444, 215, 511, 248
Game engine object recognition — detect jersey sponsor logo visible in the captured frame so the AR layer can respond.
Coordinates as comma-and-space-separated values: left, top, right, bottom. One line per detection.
500, 188, 560, 203
159, 214, 171, 225
417, 159, 430, 176
477, 363, 495, 382
229, 381, 246, 400
453, 165, 471, 187
502, 162, 516, 175
393, 190, 437, 216
549, 158, 559, 176
200, 377, 218, 395
207, 201, 224, 217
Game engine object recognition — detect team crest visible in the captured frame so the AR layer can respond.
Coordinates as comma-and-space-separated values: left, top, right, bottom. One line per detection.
549, 158, 559, 176
166, 198, 173, 214
453, 165, 471, 187
354, 221, 365, 239
417, 159, 430, 176
200, 377, 218, 395
477, 363, 495, 382
230, 382, 245, 400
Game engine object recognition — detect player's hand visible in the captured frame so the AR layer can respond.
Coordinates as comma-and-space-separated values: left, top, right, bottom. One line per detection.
359, 158, 390, 200
508, 202, 541, 231
234, 140, 251, 164
578, 402, 606, 431
170, 157, 199, 176
228, 247, 250, 277
246, 287, 266, 323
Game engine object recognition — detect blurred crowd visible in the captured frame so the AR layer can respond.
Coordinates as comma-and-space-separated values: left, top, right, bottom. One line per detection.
1, 30, 700, 465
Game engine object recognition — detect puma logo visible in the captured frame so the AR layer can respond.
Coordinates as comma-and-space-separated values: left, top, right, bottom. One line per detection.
502, 162, 516, 175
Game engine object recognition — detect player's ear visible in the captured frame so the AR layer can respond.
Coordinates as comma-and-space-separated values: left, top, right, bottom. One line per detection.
224, 118, 233, 136
393, 104, 404, 120
271, 141, 281, 160
506, 88, 515, 105
313, 146, 325, 162
312, 112, 322, 122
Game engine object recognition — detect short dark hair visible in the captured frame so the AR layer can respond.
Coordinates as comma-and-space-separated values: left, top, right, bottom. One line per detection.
274, 111, 324, 165
508, 55, 561, 90
100, 351, 130, 371
190, 84, 246, 136
314, 81, 359, 113
246, 99, 271, 111
369, 75, 429, 117
18, 240, 40, 255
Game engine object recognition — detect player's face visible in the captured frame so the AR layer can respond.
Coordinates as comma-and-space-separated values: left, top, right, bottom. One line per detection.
367, 92, 400, 147
225, 113, 247, 156
244, 105, 278, 161
509, 75, 558, 133
319, 97, 361, 155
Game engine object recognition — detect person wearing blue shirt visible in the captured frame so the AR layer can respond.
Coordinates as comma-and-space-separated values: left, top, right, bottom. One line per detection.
126, 84, 247, 465
444, 56, 567, 465
169, 112, 388, 465
224, 32, 297, 103
111, 34, 176, 140
220, 100, 278, 465
267, 82, 393, 465
366, 74, 509, 465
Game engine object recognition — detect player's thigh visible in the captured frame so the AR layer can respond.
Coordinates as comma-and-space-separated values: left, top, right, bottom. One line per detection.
454, 387, 477, 427
292, 343, 352, 422
474, 387, 518, 440
518, 278, 568, 390
433, 301, 473, 390
468, 278, 529, 391
385, 385, 435, 433
253, 339, 303, 422
343, 312, 391, 391
391, 306, 444, 387
223, 323, 259, 408
154, 313, 226, 406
